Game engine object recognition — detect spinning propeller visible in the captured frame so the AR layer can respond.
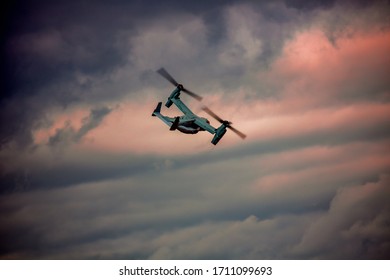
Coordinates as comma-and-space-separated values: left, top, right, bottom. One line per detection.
202, 106, 246, 139
157, 68, 203, 101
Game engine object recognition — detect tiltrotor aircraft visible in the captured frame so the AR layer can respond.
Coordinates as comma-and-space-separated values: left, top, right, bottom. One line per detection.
152, 68, 246, 145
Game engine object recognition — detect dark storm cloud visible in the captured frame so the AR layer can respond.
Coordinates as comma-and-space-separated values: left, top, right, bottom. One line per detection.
1, 0, 213, 148
2, 0, 137, 149
0, 151, 156, 194
2, 0, 386, 149
1, 0, 389, 260
0, 147, 388, 259
2, 24, 112, 147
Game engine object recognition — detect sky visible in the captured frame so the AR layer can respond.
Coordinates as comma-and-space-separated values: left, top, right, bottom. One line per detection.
0, 0, 389, 259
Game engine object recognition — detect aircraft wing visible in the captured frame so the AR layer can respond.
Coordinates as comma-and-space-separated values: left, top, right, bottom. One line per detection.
171, 98, 196, 117
194, 118, 216, 134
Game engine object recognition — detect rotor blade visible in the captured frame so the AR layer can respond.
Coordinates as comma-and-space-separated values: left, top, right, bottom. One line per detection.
157, 68, 202, 101
202, 106, 224, 123
228, 126, 247, 139
202, 106, 246, 139
156, 68, 179, 87
182, 88, 202, 101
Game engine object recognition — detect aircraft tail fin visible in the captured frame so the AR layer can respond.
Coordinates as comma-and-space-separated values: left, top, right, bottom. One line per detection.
152, 102, 162, 116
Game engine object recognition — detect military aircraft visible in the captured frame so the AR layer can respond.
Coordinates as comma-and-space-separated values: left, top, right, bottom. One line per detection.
152, 68, 246, 145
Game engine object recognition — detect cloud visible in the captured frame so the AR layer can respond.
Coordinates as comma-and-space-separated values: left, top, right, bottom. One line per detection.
1, 135, 388, 259
218, 5, 263, 67
149, 215, 310, 259
292, 175, 390, 259
1, 0, 389, 260
129, 15, 208, 70
47, 106, 113, 147
268, 28, 390, 105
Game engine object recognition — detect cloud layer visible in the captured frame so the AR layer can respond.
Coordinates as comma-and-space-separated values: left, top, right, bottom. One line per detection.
1, 0, 389, 259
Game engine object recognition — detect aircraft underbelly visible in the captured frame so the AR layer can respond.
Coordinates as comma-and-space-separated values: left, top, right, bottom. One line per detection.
177, 125, 199, 134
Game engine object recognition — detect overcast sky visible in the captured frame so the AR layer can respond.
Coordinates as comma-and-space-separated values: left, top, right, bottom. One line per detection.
1, 0, 389, 259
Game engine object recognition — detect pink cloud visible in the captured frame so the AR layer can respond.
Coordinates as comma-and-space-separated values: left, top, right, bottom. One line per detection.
267, 28, 390, 108
78, 100, 216, 155
276, 28, 390, 83
32, 28, 390, 156
234, 101, 390, 146
32, 98, 389, 156
33, 108, 89, 144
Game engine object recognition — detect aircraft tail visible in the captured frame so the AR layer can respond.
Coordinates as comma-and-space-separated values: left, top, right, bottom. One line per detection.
152, 102, 162, 116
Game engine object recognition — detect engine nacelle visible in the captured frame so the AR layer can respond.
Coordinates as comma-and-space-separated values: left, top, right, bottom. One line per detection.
165, 99, 173, 108
211, 125, 227, 145
165, 87, 181, 108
